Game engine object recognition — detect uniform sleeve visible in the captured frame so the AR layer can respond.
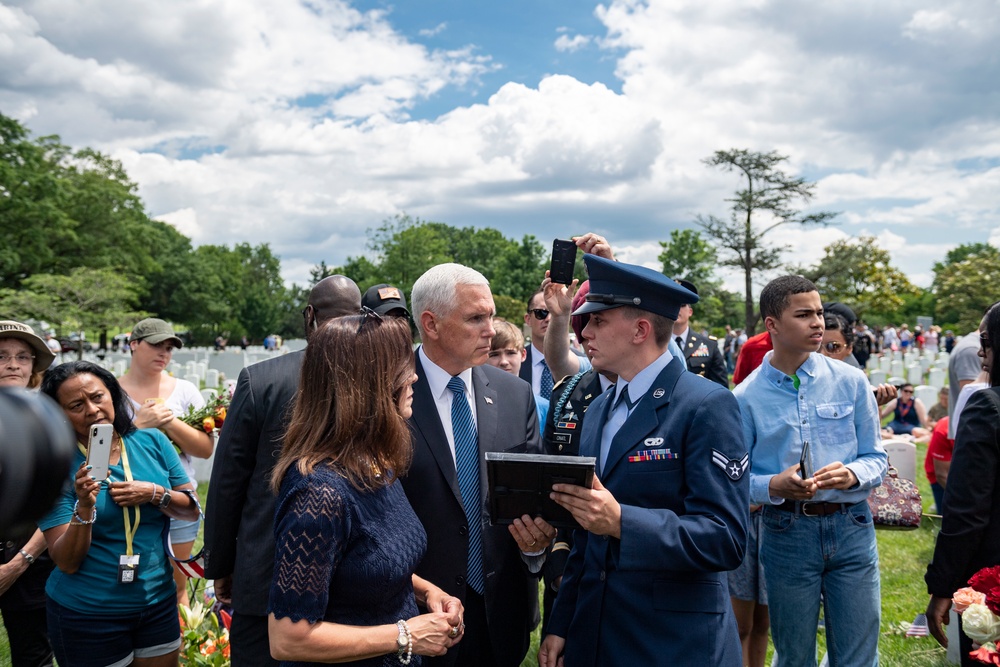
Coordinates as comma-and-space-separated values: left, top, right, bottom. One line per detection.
618, 387, 749, 572
926, 390, 1000, 596
545, 528, 589, 638
268, 474, 349, 623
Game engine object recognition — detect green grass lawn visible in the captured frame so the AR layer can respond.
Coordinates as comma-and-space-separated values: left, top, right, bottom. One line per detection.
1, 462, 953, 667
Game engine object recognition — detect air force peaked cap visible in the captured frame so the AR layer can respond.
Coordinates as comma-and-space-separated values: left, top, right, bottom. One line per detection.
572, 254, 699, 320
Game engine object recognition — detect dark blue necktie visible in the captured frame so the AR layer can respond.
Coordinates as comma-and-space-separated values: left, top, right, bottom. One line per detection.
540, 359, 553, 400
447, 376, 484, 595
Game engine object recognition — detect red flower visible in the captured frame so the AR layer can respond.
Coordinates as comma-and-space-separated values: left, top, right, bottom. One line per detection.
970, 645, 1000, 665
970, 567, 1000, 595
987, 587, 1000, 617
219, 609, 232, 631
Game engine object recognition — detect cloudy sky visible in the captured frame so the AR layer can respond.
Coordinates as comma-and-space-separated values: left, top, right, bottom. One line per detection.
2, 0, 999, 294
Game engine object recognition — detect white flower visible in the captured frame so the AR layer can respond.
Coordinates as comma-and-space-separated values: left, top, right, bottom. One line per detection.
962, 604, 1000, 644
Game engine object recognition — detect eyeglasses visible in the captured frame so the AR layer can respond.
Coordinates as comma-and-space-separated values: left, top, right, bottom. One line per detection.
357, 306, 384, 334
529, 309, 550, 320
823, 341, 844, 352
981, 332, 990, 350
900, 388, 914, 394
0, 353, 34, 365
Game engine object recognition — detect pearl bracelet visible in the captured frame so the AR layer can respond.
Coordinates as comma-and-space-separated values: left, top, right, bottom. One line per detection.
396, 620, 412, 665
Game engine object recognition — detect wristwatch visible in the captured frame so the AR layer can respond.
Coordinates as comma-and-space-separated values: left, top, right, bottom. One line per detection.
158, 489, 172, 509
396, 620, 407, 656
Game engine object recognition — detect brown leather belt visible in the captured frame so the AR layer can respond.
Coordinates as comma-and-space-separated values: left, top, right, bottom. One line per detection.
773, 501, 855, 517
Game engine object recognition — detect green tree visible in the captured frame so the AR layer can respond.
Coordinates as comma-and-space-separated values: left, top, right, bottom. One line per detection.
798, 235, 916, 317
491, 235, 548, 301
658, 229, 718, 288
0, 115, 75, 287
932, 244, 1000, 331
697, 149, 837, 333
0, 267, 146, 357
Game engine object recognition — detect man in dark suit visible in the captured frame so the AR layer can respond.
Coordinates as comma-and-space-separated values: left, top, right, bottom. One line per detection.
203, 275, 361, 667
672, 279, 728, 387
520, 289, 591, 401
402, 263, 557, 667
540, 255, 749, 667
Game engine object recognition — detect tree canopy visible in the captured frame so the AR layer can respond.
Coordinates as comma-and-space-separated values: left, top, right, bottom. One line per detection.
696, 149, 837, 333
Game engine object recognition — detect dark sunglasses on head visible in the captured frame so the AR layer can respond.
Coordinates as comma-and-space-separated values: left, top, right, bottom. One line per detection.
823, 341, 845, 352
529, 308, 550, 320
357, 305, 384, 334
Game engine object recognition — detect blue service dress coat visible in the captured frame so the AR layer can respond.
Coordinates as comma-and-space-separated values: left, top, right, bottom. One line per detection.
547, 359, 749, 667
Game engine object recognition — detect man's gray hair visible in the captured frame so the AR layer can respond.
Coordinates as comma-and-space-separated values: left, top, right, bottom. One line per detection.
411, 263, 490, 338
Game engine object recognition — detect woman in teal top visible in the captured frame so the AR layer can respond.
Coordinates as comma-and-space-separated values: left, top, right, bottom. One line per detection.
39, 361, 201, 667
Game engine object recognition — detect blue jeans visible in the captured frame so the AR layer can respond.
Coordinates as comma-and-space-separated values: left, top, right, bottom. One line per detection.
761, 502, 880, 667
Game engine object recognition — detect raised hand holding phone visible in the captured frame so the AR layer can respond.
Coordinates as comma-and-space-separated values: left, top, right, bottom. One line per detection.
87, 423, 114, 482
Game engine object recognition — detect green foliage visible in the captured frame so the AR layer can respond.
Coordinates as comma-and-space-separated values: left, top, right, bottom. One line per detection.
932, 244, 1000, 331
799, 235, 917, 317
0, 267, 146, 357
494, 294, 528, 322
698, 148, 837, 333
341, 214, 548, 306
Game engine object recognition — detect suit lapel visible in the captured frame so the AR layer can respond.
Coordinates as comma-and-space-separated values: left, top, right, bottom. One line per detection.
602, 360, 685, 478
411, 356, 463, 505
471, 367, 499, 453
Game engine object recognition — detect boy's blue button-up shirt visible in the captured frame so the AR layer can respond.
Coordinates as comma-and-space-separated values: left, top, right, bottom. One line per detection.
733, 351, 887, 506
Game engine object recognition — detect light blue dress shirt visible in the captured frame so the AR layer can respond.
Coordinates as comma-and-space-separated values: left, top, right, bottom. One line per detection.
733, 351, 887, 506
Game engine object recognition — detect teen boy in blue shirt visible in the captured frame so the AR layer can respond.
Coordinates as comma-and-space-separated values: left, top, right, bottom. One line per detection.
733, 276, 886, 667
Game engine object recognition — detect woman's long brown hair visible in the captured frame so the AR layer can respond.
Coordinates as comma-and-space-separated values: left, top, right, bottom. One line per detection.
271, 314, 415, 493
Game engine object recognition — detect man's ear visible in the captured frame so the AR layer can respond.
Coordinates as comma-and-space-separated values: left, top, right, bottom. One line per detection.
763, 314, 778, 335
420, 311, 438, 340
519, 348, 527, 362
633, 317, 653, 345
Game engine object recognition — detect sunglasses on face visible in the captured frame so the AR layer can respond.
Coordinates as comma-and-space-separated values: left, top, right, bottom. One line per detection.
823, 341, 845, 352
982, 332, 991, 350
529, 309, 550, 321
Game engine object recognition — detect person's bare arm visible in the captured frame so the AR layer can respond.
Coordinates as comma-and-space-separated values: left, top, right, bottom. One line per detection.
934, 458, 952, 488
542, 275, 583, 380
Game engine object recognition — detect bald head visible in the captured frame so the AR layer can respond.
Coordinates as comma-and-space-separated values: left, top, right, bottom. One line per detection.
304, 275, 361, 336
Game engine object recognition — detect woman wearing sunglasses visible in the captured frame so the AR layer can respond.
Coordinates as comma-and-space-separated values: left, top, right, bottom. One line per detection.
822, 313, 897, 406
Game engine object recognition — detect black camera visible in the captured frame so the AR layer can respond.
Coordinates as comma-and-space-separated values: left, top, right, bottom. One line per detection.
0, 388, 76, 537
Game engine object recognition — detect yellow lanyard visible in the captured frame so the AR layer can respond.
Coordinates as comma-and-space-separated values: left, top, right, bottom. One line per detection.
76, 434, 140, 556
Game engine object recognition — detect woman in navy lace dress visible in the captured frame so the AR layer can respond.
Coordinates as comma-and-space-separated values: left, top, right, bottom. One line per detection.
268, 312, 464, 666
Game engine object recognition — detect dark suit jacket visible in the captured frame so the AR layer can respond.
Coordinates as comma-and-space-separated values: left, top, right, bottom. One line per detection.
518, 346, 533, 384
401, 355, 541, 667
925, 387, 1000, 666
203, 350, 303, 616
926, 387, 1000, 592
548, 360, 748, 667
681, 331, 728, 387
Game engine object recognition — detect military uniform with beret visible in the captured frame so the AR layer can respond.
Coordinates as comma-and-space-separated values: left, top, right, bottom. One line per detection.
546, 255, 749, 667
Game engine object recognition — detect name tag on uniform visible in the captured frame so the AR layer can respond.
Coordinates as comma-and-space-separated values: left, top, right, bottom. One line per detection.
118, 554, 139, 584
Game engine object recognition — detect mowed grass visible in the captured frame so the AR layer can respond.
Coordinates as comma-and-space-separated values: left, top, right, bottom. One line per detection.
0, 465, 953, 666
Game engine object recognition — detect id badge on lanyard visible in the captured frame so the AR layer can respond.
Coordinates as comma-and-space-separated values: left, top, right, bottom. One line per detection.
117, 436, 140, 584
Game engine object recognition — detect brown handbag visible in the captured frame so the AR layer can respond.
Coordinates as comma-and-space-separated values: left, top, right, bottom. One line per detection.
867, 465, 922, 530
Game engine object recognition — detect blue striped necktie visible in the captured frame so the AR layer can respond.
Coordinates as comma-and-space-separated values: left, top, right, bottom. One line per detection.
540, 359, 553, 400
447, 376, 485, 595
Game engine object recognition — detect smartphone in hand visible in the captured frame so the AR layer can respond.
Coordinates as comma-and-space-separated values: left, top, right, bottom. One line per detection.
549, 239, 578, 285
799, 441, 812, 479
87, 424, 114, 482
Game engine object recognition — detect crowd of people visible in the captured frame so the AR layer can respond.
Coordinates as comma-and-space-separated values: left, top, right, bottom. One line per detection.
3, 232, 998, 667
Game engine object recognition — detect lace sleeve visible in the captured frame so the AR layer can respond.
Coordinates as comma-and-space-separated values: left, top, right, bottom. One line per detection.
268, 472, 350, 623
